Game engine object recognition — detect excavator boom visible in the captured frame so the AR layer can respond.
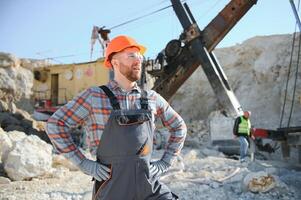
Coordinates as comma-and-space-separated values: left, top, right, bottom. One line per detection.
147, 0, 258, 117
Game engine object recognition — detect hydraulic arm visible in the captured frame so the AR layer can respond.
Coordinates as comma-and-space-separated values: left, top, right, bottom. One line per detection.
146, 0, 257, 117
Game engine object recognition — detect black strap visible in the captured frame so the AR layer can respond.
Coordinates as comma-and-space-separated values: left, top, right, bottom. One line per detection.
140, 90, 148, 110
99, 85, 121, 110
99, 85, 148, 110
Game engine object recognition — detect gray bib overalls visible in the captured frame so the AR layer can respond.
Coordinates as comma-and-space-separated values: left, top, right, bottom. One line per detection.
92, 86, 177, 200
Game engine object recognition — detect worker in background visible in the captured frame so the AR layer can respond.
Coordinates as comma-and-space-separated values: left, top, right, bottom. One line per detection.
46, 35, 187, 200
233, 111, 254, 162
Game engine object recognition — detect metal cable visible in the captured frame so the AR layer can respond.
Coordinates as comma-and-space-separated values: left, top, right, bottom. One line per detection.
287, 32, 300, 127
286, 0, 301, 127
279, 0, 301, 127
109, 5, 172, 30
279, 30, 296, 127
109, 0, 190, 30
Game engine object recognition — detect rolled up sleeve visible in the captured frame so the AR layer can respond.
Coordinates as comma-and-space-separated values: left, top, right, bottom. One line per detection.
46, 88, 92, 166
155, 93, 187, 165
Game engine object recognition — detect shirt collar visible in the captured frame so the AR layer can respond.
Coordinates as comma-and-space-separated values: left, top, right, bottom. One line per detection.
108, 80, 141, 93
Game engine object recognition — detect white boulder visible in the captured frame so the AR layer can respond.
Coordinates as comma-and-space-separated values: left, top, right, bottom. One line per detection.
4, 135, 53, 181
6, 130, 27, 147
0, 128, 13, 162
0, 176, 11, 184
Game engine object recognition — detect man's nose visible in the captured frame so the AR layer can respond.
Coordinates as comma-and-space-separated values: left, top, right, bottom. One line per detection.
133, 57, 142, 64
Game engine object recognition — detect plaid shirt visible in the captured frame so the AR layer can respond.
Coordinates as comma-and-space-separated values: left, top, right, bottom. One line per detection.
46, 80, 187, 166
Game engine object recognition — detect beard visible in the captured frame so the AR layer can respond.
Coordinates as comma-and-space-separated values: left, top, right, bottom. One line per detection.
120, 64, 141, 82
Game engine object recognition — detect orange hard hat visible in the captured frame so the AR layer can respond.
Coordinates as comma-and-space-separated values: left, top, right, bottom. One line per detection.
104, 35, 146, 68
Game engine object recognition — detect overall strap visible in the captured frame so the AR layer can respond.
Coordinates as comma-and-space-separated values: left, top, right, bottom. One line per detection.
140, 90, 148, 110
99, 85, 121, 110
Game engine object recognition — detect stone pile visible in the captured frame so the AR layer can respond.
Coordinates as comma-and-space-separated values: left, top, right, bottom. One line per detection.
0, 101, 50, 143
0, 127, 78, 182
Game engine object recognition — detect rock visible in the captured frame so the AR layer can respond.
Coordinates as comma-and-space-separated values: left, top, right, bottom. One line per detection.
4, 124, 25, 133
0, 111, 50, 143
0, 100, 9, 112
209, 181, 220, 189
185, 121, 209, 147
202, 148, 222, 157
32, 121, 46, 132
6, 130, 27, 147
183, 149, 200, 162
0, 113, 21, 128
50, 167, 69, 178
281, 195, 290, 200
4, 135, 53, 181
0, 53, 20, 68
265, 167, 278, 175
26, 127, 51, 144
185, 138, 201, 148
7, 101, 17, 113
0, 53, 48, 115
0, 54, 33, 102
20, 58, 50, 70
243, 171, 277, 193
13, 66, 33, 99
0, 176, 11, 184
225, 168, 249, 184
15, 108, 33, 121
12, 112, 25, 121
15, 102, 34, 117
0, 130, 13, 162
20, 118, 33, 129
208, 111, 238, 144
273, 175, 289, 190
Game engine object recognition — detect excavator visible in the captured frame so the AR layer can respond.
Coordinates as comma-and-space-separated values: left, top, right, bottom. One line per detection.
141, 0, 301, 163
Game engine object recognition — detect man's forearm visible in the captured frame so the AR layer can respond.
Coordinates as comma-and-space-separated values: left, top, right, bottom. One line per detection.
162, 123, 187, 165
46, 118, 86, 166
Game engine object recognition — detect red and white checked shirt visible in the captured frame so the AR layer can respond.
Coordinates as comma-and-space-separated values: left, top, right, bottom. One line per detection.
46, 80, 187, 165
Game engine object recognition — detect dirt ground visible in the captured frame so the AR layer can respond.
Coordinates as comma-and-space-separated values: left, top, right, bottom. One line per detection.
1, 148, 301, 200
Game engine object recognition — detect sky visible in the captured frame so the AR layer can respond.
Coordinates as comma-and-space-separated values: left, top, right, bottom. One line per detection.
0, 0, 298, 64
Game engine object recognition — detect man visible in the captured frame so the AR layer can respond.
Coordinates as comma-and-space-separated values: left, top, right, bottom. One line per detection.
233, 111, 253, 162
46, 35, 187, 200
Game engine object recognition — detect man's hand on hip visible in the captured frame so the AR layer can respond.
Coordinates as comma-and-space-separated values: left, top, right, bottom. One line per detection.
78, 158, 111, 182
149, 160, 171, 178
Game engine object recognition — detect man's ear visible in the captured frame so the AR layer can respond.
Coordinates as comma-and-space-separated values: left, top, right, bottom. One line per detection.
111, 59, 119, 70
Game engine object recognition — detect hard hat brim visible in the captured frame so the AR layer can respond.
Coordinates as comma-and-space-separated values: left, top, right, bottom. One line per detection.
104, 45, 146, 68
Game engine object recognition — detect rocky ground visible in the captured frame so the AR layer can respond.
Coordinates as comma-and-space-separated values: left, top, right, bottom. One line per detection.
1, 121, 301, 200
1, 147, 301, 200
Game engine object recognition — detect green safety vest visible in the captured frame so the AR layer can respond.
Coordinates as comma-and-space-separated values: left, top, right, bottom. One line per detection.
238, 116, 251, 136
